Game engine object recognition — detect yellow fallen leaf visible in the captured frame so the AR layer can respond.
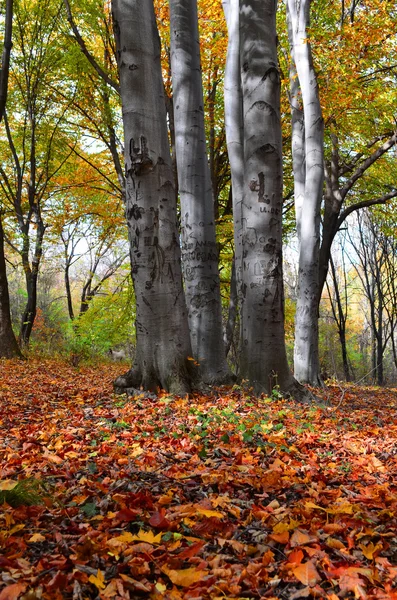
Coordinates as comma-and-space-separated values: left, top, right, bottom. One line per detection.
359, 541, 383, 560
0, 480, 18, 491
196, 508, 224, 519
28, 533, 46, 543
130, 529, 162, 545
8, 524, 25, 536
89, 569, 106, 591
65, 451, 79, 459
292, 561, 321, 587
108, 531, 134, 546
305, 500, 353, 515
155, 582, 167, 593
162, 566, 208, 587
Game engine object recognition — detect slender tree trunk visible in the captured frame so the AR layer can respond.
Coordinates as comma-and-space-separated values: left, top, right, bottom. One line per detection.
0, 1, 21, 358
169, 0, 231, 384
0, 0, 13, 122
0, 215, 22, 358
20, 222, 44, 346
224, 256, 237, 357
287, 6, 305, 242
329, 256, 350, 381
238, 0, 306, 398
65, 262, 74, 320
288, 0, 324, 386
112, 0, 193, 394
223, 0, 244, 365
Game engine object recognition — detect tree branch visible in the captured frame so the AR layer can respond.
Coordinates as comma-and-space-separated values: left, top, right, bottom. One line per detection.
63, 0, 120, 94
337, 190, 397, 230
340, 131, 397, 197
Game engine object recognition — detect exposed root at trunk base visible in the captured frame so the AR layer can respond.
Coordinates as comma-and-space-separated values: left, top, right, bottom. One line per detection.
113, 362, 192, 397
282, 379, 329, 406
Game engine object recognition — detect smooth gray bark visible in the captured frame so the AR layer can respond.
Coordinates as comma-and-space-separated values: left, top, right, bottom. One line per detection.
112, 0, 192, 394
223, 0, 244, 365
169, 0, 231, 384
287, 0, 324, 386
238, 0, 305, 397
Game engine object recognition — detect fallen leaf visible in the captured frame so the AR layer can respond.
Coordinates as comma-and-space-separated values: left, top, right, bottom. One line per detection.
161, 566, 208, 587
27, 533, 46, 543
0, 583, 28, 600
292, 561, 321, 587
88, 569, 106, 591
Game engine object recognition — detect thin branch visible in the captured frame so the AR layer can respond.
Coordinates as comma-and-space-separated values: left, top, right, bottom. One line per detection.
63, 0, 120, 94
337, 190, 397, 230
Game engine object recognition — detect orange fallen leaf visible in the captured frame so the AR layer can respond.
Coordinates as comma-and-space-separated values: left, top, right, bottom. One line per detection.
288, 548, 304, 564
292, 561, 321, 587
290, 529, 316, 547
0, 583, 28, 600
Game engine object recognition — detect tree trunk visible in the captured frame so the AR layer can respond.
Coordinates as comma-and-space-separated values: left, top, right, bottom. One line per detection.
169, 0, 231, 384
0, 215, 23, 358
19, 221, 45, 346
112, 0, 193, 395
65, 264, 74, 320
288, 0, 324, 386
328, 255, 350, 381
224, 255, 237, 357
0, 0, 13, 122
223, 0, 244, 367
238, 0, 306, 398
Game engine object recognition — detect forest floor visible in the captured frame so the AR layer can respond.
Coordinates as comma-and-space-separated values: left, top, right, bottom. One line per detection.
1, 360, 397, 600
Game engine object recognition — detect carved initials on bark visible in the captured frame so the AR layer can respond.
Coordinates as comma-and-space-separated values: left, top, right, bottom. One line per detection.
129, 136, 153, 176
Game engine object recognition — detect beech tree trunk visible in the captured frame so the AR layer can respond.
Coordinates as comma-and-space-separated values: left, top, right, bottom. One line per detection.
0, 215, 22, 358
223, 0, 244, 365
238, 0, 305, 397
112, 0, 193, 394
288, 0, 324, 386
169, 0, 231, 384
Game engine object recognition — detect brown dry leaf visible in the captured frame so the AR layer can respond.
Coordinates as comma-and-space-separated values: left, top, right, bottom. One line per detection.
292, 561, 321, 587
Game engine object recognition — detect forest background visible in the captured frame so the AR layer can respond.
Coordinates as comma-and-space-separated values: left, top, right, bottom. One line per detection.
0, 0, 397, 386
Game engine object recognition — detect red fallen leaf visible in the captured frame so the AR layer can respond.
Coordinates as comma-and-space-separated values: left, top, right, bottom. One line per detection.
0, 583, 28, 600
149, 508, 170, 529
292, 561, 321, 587
116, 508, 138, 522
46, 570, 69, 590
177, 541, 206, 559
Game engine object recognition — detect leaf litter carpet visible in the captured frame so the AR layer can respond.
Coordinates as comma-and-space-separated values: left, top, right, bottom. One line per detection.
1, 359, 397, 599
